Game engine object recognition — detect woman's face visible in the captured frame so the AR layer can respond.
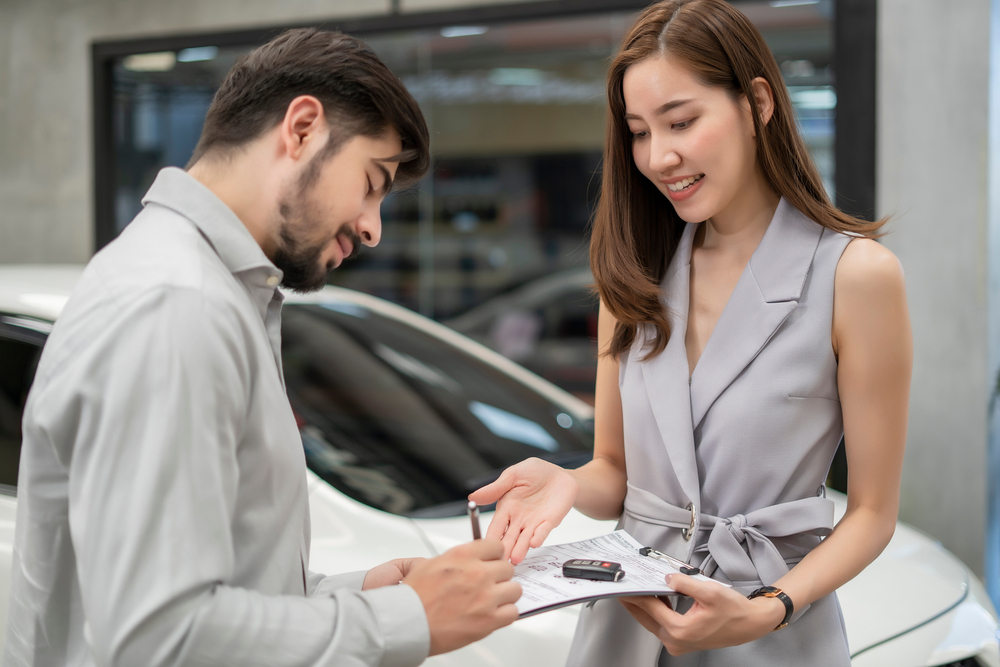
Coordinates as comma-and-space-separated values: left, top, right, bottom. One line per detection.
623, 55, 761, 224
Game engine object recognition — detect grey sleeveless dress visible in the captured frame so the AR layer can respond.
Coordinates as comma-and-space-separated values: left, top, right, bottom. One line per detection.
566, 199, 853, 666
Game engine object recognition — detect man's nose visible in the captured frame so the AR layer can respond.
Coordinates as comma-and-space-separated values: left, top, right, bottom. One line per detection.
357, 199, 382, 247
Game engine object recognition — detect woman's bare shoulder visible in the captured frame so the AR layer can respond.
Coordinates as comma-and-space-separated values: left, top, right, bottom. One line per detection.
834, 238, 905, 298
832, 238, 908, 354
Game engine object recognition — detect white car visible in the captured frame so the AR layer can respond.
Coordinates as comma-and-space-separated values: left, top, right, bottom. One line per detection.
0, 265, 997, 667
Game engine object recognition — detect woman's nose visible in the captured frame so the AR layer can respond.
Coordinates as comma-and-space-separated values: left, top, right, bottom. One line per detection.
648, 133, 681, 173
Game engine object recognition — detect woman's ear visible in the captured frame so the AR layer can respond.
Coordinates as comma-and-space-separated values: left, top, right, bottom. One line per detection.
750, 76, 775, 130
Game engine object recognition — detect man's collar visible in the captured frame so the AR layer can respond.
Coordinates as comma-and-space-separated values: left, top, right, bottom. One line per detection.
141, 167, 282, 282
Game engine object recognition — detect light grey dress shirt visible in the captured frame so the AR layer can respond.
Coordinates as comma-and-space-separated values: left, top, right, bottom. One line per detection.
3, 168, 430, 667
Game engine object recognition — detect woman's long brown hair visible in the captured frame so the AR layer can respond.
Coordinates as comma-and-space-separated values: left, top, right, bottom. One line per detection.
592, 0, 886, 360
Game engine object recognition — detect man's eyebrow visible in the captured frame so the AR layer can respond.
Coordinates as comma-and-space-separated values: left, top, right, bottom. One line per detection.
624, 98, 694, 120
373, 161, 394, 196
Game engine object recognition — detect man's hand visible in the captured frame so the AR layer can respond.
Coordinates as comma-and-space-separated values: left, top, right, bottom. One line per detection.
403, 538, 521, 656
362, 558, 425, 590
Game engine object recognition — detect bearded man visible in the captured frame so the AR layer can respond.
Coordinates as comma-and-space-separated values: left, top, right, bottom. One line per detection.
4, 28, 519, 667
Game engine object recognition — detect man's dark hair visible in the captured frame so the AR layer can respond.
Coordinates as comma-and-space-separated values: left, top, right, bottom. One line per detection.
188, 28, 429, 188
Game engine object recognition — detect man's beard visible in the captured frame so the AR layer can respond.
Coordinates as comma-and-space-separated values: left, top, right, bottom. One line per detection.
272, 173, 361, 293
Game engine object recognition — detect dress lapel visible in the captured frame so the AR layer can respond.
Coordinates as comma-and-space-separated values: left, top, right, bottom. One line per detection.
638, 223, 701, 506
689, 199, 824, 429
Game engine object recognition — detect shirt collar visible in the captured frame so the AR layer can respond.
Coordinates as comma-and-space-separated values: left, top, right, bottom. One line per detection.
141, 167, 283, 285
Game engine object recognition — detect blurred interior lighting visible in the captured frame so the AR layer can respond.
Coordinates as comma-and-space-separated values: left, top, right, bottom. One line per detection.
440, 26, 488, 37
788, 86, 837, 110
769, 0, 820, 6
177, 46, 219, 63
489, 68, 546, 86
122, 52, 176, 72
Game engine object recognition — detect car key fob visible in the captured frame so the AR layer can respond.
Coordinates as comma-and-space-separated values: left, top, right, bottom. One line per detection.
562, 559, 625, 582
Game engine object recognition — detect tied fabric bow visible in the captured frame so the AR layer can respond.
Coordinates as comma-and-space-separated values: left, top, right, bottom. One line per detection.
694, 496, 834, 587
623, 483, 834, 588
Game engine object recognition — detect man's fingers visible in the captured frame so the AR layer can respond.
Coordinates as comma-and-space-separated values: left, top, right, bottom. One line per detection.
482, 558, 515, 583
459, 536, 506, 561
494, 580, 522, 606
495, 602, 521, 627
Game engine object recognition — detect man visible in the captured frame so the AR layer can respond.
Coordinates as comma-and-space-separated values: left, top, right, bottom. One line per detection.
4, 28, 520, 667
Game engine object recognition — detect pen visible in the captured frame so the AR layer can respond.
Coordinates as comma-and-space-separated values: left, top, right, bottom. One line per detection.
639, 546, 701, 575
467, 500, 482, 540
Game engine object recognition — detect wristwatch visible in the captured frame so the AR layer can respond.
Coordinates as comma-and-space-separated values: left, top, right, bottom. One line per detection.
748, 586, 794, 631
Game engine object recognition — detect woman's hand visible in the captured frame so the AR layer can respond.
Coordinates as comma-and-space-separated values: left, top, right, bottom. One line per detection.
362, 557, 425, 590
468, 457, 579, 564
619, 575, 786, 655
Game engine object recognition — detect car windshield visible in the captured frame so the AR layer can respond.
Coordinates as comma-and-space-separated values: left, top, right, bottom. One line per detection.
281, 300, 594, 518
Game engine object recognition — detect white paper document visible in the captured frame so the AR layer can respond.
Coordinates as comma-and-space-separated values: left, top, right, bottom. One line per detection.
513, 530, 728, 618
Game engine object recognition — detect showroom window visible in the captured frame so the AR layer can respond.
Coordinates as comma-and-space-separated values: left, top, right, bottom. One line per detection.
95, 0, 839, 322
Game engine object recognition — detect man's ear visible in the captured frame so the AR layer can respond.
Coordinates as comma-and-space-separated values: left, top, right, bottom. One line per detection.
749, 76, 775, 132
278, 95, 327, 161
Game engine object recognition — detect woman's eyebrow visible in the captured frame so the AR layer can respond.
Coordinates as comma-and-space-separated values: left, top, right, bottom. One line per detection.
625, 98, 693, 120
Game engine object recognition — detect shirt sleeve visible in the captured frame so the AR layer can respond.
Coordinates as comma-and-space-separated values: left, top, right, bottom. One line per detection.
32, 285, 430, 667
308, 570, 368, 596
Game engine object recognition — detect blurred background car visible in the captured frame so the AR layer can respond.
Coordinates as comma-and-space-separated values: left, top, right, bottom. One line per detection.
0, 265, 997, 666
444, 267, 599, 404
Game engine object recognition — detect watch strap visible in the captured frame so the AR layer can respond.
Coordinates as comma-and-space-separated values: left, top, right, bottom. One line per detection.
748, 586, 794, 630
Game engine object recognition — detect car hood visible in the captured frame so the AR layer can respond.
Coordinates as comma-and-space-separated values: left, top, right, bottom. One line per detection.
410, 490, 982, 655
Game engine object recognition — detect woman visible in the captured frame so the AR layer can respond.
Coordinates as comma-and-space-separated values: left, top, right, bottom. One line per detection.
469, 1, 911, 665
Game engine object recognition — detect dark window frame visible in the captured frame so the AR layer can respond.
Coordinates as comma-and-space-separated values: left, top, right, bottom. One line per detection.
0, 316, 49, 497
91, 0, 876, 249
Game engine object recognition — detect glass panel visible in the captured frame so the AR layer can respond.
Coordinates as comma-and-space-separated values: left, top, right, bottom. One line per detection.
108, 2, 835, 404
0, 334, 44, 490
280, 301, 593, 516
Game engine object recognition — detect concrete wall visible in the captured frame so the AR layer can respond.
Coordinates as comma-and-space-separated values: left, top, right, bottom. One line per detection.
0, 0, 403, 264
878, 0, 990, 575
0, 0, 993, 575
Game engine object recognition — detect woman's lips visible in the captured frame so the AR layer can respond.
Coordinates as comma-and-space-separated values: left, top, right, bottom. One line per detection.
663, 174, 704, 202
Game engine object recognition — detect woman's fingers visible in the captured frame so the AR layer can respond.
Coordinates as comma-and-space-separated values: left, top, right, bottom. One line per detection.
620, 595, 687, 642
529, 520, 554, 549
665, 574, 727, 608
509, 523, 536, 564
484, 507, 510, 542
469, 468, 516, 506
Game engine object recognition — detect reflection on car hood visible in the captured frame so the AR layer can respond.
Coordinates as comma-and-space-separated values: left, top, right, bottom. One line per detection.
831, 491, 976, 655
410, 489, 979, 655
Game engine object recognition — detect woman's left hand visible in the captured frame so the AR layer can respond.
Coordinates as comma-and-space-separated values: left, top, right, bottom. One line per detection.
619, 574, 786, 655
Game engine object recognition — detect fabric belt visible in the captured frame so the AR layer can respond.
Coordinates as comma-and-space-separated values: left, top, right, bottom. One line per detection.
622, 483, 834, 586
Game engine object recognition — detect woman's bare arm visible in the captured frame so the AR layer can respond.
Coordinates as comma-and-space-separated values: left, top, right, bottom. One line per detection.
469, 299, 629, 562
620, 239, 912, 653
570, 299, 629, 519
772, 238, 911, 611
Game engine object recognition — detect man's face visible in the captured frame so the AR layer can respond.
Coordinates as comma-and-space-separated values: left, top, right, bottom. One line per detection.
273, 128, 402, 292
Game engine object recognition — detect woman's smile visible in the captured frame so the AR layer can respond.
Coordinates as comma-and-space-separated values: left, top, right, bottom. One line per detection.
663, 173, 706, 201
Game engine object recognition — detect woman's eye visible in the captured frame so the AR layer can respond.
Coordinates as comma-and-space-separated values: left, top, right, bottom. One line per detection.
630, 130, 648, 140
672, 118, 695, 130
